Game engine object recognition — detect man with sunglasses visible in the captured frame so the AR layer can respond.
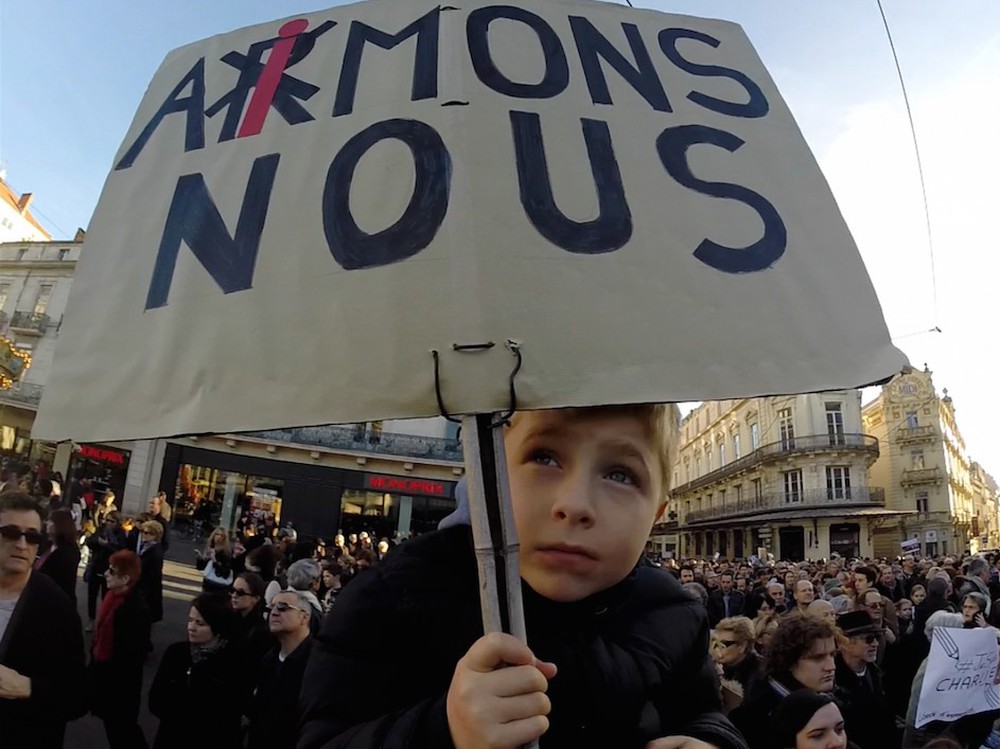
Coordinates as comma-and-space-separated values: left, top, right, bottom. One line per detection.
0, 493, 87, 748
247, 589, 314, 749
833, 609, 896, 749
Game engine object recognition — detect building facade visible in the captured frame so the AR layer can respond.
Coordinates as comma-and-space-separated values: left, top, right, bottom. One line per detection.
667, 392, 902, 561
862, 368, 994, 557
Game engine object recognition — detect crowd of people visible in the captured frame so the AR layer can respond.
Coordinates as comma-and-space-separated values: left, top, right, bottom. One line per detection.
5, 408, 1000, 749
664, 553, 1000, 748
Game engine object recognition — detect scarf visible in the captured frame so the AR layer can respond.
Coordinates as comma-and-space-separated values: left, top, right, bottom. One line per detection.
190, 636, 227, 664
93, 587, 129, 662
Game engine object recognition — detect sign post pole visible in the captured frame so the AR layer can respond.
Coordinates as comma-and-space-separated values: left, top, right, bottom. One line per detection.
461, 412, 536, 749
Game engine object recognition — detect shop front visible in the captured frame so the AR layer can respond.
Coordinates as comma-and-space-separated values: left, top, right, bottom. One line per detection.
340, 473, 457, 541
67, 443, 132, 505
159, 443, 458, 541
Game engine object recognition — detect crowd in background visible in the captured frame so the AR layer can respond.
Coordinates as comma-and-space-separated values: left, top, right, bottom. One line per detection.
662, 551, 1000, 748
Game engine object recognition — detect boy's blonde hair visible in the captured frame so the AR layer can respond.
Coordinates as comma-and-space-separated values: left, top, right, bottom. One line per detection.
511, 403, 680, 500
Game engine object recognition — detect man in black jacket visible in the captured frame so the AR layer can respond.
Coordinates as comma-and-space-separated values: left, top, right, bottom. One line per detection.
249, 589, 313, 749
707, 571, 745, 628
0, 493, 87, 748
833, 610, 897, 749
299, 406, 747, 749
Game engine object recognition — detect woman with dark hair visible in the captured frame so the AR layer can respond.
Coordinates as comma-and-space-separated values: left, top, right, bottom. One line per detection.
201, 548, 234, 593
149, 593, 247, 749
230, 571, 272, 671
36, 507, 81, 603
89, 550, 151, 749
770, 689, 854, 748
744, 588, 776, 620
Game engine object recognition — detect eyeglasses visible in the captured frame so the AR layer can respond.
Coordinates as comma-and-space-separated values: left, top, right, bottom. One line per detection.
268, 601, 305, 614
865, 603, 882, 611
230, 589, 253, 598
0, 525, 45, 545
716, 639, 740, 648
853, 634, 879, 644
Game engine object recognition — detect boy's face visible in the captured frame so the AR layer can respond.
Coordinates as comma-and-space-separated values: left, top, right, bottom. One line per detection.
505, 409, 665, 603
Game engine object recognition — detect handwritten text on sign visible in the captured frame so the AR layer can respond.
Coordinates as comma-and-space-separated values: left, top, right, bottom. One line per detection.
117, 5, 784, 310
916, 627, 1000, 728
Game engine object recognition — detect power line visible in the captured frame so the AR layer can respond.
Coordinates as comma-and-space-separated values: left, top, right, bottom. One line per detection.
876, 0, 940, 325
3, 178, 72, 239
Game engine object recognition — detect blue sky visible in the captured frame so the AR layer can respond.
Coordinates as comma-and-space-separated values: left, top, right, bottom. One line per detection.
1, 1, 998, 471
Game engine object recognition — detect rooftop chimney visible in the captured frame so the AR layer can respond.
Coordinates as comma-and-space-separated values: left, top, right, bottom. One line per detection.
16, 192, 33, 214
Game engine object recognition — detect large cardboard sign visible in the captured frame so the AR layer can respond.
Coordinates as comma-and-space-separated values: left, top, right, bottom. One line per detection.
33, 0, 907, 442
915, 627, 1000, 728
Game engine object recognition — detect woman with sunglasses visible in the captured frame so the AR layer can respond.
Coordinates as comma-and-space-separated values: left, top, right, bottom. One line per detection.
149, 592, 247, 749
88, 549, 151, 749
712, 616, 762, 701
230, 572, 272, 673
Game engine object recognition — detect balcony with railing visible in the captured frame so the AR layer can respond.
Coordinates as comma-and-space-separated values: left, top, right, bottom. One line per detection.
8, 311, 50, 335
673, 433, 880, 496
0, 382, 45, 407
683, 485, 886, 525
242, 425, 463, 462
896, 425, 937, 444
901, 467, 943, 486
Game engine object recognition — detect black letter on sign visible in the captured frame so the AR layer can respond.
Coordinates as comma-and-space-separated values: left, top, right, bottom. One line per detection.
657, 124, 785, 273
659, 28, 768, 118
568, 16, 670, 112
324, 119, 450, 270
145, 154, 280, 309
510, 110, 631, 254
466, 6, 569, 99
333, 8, 439, 117
116, 58, 206, 170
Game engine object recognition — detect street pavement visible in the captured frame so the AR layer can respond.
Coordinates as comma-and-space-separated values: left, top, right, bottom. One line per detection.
65, 530, 205, 748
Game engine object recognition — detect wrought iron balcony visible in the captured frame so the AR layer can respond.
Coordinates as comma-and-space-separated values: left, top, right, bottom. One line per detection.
243, 425, 463, 462
0, 381, 44, 406
673, 433, 879, 496
683, 485, 885, 525
8, 311, 49, 334
896, 425, 936, 444
901, 467, 943, 486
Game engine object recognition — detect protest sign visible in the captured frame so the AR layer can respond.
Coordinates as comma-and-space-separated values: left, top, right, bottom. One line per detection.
915, 627, 1000, 728
32, 0, 907, 442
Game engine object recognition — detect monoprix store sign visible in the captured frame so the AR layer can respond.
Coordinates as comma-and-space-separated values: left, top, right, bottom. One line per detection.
33, 0, 907, 442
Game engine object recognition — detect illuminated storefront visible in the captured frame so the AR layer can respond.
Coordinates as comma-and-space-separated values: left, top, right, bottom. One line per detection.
158, 443, 457, 540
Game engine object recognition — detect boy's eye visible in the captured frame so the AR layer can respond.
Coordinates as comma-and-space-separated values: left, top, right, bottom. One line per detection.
529, 450, 559, 467
606, 467, 638, 486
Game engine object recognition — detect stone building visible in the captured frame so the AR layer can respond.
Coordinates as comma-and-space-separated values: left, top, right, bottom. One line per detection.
667, 392, 905, 561
862, 367, 992, 556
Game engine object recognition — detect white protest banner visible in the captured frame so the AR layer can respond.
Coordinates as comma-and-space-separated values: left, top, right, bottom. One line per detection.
32, 0, 907, 442
915, 627, 1000, 728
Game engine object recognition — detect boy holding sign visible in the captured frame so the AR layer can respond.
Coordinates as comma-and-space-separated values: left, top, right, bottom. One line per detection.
299, 405, 746, 749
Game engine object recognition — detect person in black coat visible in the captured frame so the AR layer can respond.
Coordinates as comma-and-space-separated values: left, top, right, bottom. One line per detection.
247, 589, 313, 749
729, 614, 838, 749
36, 507, 81, 605
230, 572, 273, 678
299, 526, 745, 749
832, 610, 897, 749
85, 511, 127, 626
707, 571, 746, 628
149, 592, 247, 749
138, 520, 165, 623
0, 493, 87, 749
88, 549, 152, 749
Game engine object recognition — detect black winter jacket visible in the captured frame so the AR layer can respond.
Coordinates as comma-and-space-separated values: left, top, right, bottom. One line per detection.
249, 638, 313, 749
298, 525, 747, 749
0, 571, 87, 749
88, 585, 152, 719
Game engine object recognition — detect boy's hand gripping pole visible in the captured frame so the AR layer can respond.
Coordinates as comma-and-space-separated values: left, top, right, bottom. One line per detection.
462, 413, 539, 749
